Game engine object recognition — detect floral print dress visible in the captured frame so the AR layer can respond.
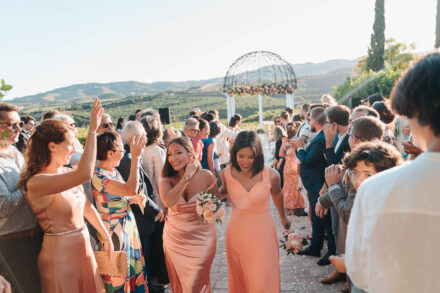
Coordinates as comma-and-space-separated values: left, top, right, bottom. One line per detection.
91, 167, 148, 293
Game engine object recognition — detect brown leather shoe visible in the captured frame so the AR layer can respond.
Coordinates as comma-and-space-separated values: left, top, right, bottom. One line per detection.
341, 281, 350, 292
320, 270, 345, 284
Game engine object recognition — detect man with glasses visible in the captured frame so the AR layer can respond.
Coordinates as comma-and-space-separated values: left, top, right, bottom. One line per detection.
14, 115, 35, 153
97, 113, 114, 134
183, 118, 203, 161
0, 103, 42, 293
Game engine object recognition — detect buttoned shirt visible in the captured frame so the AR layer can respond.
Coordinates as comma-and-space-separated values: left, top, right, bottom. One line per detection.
0, 146, 37, 235
345, 152, 440, 292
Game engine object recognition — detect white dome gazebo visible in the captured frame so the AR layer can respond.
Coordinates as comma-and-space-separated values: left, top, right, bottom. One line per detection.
223, 51, 297, 128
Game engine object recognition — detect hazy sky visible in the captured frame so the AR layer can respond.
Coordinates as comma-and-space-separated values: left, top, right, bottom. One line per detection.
1, 0, 436, 99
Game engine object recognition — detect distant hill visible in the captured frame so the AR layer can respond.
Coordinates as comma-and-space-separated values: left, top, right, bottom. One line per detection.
12, 58, 358, 106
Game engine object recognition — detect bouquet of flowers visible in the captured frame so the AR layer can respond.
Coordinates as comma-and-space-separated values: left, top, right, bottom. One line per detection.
279, 228, 308, 255
196, 189, 225, 224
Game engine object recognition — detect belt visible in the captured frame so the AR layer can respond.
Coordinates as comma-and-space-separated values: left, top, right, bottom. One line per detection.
45, 225, 85, 237
0, 226, 41, 239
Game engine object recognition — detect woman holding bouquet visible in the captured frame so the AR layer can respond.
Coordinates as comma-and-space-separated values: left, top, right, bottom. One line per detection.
159, 137, 217, 293
220, 130, 291, 292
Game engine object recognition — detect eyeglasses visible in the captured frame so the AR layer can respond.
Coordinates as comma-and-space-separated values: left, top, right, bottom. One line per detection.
70, 123, 76, 128
190, 128, 200, 132
275, 120, 281, 123
1, 122, 21, 131
102, 122, 114, 129
114, 149, 126, 154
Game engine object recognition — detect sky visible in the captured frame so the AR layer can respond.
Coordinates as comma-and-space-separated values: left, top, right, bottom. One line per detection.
1, 0, 436, 99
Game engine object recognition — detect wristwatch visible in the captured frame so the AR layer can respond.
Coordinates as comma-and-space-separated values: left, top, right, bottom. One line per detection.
183, 175, 191, 182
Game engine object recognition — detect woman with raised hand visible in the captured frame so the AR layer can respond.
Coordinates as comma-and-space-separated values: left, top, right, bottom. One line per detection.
19, 98, 112, 293
91, 131, 148, 292
220, 130, 290, 292
159, 137, 217, 293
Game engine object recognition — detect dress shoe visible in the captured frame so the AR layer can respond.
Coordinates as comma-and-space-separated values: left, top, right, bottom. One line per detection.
341, 281, 350, 293
297, 246, 321, 257
317, 253, 332, 266
320, 270, 345, 284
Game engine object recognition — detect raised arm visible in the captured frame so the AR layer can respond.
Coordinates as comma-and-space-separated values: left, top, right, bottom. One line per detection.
159, 159, 198, 208
27, 98, 103, 196
102, 135, 146, 197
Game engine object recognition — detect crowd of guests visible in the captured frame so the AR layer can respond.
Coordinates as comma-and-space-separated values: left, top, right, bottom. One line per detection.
0, 52, 439, 293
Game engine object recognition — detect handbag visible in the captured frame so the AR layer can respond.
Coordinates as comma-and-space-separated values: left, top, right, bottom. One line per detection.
94, 250, 128, 276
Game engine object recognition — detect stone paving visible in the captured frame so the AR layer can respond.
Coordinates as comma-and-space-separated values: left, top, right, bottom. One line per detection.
165, 203, 343, 292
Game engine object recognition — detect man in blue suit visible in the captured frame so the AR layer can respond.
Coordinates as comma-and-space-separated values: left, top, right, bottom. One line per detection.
294, 107, 336, 265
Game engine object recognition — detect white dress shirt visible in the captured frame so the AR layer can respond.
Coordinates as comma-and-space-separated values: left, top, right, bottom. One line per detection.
335, 131, 348, 153
216, 123, 239, 166
345, 152, 440, 292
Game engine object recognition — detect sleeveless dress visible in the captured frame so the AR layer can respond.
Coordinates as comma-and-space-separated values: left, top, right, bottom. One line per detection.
26, 184, 104, 293
224, 166, 280, 292
91, 167, 148, 293
161, 178, 217, 293
282, 148, 305, 210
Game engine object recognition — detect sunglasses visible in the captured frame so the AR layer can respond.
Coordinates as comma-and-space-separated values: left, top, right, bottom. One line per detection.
102, 122, 114, 129
1, 122, 21, 131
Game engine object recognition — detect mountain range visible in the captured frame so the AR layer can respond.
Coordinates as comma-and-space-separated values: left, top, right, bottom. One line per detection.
12, 58, 359, 106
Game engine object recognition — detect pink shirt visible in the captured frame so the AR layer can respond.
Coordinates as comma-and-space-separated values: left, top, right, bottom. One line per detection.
191, 136, 204, 162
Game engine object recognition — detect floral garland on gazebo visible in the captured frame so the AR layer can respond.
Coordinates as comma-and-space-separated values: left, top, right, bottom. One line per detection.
225, 83, 295, 97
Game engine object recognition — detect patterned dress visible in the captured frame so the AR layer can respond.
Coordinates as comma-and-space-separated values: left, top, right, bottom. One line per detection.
282, 148, 305, 210
91, 167, 148, 293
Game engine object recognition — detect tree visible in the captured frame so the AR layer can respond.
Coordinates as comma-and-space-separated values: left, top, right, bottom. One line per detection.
0, 79, 13, 99
436, 0, 440, 48
366, 0, 385, 72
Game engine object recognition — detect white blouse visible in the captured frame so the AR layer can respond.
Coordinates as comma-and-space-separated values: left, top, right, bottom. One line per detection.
345, 152, 440, 292
141, 144, 166, 210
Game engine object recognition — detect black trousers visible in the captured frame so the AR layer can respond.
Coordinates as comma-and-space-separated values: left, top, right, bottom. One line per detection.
146, 221, 168, 284
307, 191, 336, 255
0, 231, 43, 293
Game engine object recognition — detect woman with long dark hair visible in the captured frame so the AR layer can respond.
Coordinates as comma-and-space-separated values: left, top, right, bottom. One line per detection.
20, 98, 112, 293
159, 137, 217, 292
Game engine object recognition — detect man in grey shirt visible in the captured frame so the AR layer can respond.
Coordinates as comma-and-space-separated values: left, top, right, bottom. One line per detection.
0, 103, 42, 293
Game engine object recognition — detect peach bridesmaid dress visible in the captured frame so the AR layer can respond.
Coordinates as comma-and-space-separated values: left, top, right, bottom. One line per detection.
224, 166, 280, 292
162, 178, 217, 293
26, 185, 104, 293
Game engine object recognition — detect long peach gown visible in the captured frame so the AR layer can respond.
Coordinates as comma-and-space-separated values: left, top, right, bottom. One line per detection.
283, 148, 305, 210
224, 166, 280, 292
162, 179, 217, 293
26, 185, 104, 293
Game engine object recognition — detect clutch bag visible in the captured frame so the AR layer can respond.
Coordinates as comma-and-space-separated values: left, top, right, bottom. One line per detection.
94, 251, 128, 276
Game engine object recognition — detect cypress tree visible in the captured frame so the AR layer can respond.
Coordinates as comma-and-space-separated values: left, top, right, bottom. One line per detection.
366, 0, 385, 72
435, 0, 440, 48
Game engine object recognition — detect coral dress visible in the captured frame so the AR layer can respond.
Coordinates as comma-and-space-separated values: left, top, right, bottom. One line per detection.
162, 178, 217, 293
224, 166, 280, 292
282, 148, 305, 210
26, 184, 104, 293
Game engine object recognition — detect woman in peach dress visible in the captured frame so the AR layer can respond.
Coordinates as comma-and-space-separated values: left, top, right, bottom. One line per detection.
220, 131, 291, 293
159, 137, 217, 293
20, 99, 113, 293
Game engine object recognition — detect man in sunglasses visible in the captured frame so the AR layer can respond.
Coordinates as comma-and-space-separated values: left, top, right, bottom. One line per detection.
97, 113, 114, 134
0, 103, 42, 293
14, 115, 35, 153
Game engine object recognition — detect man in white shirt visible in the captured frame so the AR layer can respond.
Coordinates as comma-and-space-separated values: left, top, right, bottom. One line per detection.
345, 52, 440, 292
209, 110, 239, 168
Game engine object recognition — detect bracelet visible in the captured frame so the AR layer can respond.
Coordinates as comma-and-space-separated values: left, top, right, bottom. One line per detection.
88, 131, 97, 135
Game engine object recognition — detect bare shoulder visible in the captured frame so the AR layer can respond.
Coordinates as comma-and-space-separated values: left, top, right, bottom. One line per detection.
268, 167, 280, 180
198, 168, 215, 180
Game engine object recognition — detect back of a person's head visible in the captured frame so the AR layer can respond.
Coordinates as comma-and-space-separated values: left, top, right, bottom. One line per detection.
54, 114, 75, 124
184, 118, 199, 130
280, 111, 289, 120
372, 101, 395, 125
140, 115, 162, 146
202, 112, 215, 122
310, 107, 327, 125
128, 114, 136, 121
344, 141, 403, 173
20, 115, 35, 124
41, 110, 59, 121
286, 124, 298, 139
209, 121, 221, 138
293, 114, 302, 122
321, 94, 337, 106
365, 93, 385, 106
301, 103, 311, 112
189, 110, 197, 117
121, 120, 145, 144
284, 107, 294, 115
391, 52, 440, 137
353, 105, 379, 118
352, 116, 384, 142
208, 109, 219, 119
325, 105, 351, 126
273, 126, 287, 141
140, 108, 159, 119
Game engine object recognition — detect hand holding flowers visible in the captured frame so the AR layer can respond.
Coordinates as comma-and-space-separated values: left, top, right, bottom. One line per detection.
196, 188, 226, 224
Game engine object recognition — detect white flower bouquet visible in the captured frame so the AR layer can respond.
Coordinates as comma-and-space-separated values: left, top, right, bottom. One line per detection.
196, 189, 225, 224
279, 228, 309, 255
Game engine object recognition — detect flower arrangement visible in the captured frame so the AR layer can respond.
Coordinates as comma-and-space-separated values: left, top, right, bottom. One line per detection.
279, 228, 308, 255
225, 83, 295, 97
196, 189, 226, 224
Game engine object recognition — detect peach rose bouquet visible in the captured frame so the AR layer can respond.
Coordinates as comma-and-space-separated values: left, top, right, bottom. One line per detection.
279, 227, 308, 255
196, 189, 225, 224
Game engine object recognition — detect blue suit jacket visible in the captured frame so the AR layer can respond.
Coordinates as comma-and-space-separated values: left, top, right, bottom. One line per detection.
324, 134, 351, 166
296, 130, 327, 193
